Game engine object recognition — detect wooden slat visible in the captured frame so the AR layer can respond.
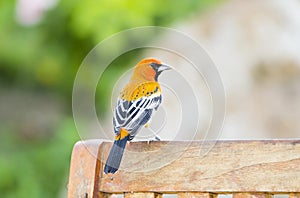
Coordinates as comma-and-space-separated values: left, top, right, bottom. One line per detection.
98, 140, 300, 193
233, 193, 273, 198
68, 140, 103, 198
178, 192, 217, 198
97, 192, 114, 198
124, 192, 162, 198
290, 193, 300, 198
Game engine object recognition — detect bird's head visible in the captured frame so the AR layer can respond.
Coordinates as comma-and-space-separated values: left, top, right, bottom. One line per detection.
133, 58, 171, 81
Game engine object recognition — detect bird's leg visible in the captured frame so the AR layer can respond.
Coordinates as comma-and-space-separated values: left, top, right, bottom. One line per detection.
147, 136, 161, 144
147, 128, 161, 144
151, 128, 161, 141
154, 136, 161, 141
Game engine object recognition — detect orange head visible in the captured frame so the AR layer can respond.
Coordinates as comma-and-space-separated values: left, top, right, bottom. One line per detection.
132, 58, 171, 82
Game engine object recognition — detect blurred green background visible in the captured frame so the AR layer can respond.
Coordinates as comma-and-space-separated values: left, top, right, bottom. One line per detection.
0, 0, 219, 197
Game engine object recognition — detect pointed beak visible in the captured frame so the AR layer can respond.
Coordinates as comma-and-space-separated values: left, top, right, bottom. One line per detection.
158, 63, 172, 72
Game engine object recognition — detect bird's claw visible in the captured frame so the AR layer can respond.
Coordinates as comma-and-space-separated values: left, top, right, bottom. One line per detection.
154, 136, 161, 141
147, 136, 161, 144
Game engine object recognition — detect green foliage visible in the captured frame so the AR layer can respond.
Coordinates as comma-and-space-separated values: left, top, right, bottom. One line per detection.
0, 119, 78, 198
0, 0, 219, 197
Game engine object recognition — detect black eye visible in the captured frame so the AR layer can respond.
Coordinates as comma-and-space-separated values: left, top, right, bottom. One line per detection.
150, 62, 156, 67
150, 62, 160, 70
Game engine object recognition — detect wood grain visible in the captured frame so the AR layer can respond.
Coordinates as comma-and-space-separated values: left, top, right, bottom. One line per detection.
233, 193, 273, 198
98, 140, 300, 193
290, 193, 300, 198
178, 192, 217, 198
124, 192, 162, 198
68, 140, 103, 198
97, 192, 114, 198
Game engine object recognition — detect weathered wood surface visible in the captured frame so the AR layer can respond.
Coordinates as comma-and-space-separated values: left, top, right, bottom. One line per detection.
124, 192, 162, 198
68, 140, 103, 198
98, 140, 300, 193
177, 192, 217, 198
68, 140, 300, 197
233, 193, 273, 198
290, 193, 300, 198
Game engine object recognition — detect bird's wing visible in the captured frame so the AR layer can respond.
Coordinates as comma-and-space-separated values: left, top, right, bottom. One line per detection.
113, 93, 162, 136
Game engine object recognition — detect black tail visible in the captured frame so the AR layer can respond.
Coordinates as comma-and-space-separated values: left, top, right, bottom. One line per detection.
104, 136, 129, 174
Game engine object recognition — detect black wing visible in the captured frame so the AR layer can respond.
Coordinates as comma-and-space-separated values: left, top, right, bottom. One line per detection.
113, 94, 162, 137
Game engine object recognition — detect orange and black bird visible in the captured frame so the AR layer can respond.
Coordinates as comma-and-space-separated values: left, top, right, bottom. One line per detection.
104, 58, 171, 174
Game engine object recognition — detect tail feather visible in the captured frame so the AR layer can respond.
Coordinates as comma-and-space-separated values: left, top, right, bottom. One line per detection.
104, 136, 129, 174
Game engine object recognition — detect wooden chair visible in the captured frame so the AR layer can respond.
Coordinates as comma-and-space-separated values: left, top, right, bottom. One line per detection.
68, 140, 300, 198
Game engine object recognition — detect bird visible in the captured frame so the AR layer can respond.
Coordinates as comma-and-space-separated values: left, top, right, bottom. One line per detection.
104, 58, 171, 174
